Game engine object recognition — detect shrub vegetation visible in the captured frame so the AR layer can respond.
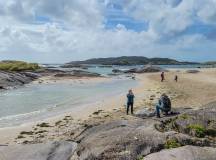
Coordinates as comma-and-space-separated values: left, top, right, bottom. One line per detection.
188, 124, 206, 138
165, 139, 181, 149
0, 60, 40, 71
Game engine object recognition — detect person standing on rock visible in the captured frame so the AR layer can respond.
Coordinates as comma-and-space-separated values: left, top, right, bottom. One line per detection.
161, 72, 165, 82
155, 93, 171, 118
126, 89, 135, 115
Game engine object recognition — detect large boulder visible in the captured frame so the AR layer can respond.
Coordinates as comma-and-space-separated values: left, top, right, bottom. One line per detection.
75, 119, 167, 160
0, 141, 77, 160
0, 71, 39, 89
145, 145, 216, 160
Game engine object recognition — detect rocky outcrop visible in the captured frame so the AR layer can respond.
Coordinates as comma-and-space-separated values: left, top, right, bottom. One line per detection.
0, 69, 102, 89
5, 104, 215, 160
73, 103, 216, 159
125, 66, 164, 73
54, 70, 101, 77
144, 145, 216, 160
157, 102, 216, 141
35, 68, 66, 76
60, 64, 89, 69
0, 71, 40, 89
0, 141, 77, 160
75, 119, 167, 160
112, 66, 164, 74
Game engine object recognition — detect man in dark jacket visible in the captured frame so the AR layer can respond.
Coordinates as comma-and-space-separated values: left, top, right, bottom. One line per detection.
126, 89, 135, 115
156, 93, 171, 118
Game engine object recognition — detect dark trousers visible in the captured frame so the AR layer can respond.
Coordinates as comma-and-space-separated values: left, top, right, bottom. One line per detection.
156, 104, 170, 117
127, 102, 134, 114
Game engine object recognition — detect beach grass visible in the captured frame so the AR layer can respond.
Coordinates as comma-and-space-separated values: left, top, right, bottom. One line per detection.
0, 60, 40, 72
164, 139, 181, 149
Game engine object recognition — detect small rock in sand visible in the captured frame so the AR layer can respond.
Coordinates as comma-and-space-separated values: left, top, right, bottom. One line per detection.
36, 122, 52, 128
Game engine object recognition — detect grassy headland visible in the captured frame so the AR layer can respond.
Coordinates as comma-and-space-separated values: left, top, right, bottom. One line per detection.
0, 60, 40, 72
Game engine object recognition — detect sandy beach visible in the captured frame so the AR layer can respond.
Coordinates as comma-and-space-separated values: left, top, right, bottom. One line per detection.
1, 68, 216, 145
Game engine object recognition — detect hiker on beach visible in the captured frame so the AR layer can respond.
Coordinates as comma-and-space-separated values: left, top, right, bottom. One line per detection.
126, 89, 135, 115
174, 75, 178, 82
155, 93, 171, 118
161, 72, 165, 82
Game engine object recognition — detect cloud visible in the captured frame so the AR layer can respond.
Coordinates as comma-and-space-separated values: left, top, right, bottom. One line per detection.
0, 0, 216, 63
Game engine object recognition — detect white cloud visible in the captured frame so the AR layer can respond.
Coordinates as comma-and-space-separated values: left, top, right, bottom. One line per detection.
196, 0, 216, 25
0, 0, 216, 63
121, 0, 195, 36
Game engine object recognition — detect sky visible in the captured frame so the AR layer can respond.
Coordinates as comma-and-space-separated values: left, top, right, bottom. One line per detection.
0, 0, 216, 63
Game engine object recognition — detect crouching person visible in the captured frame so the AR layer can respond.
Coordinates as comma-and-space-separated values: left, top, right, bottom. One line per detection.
156, 93, 171, 118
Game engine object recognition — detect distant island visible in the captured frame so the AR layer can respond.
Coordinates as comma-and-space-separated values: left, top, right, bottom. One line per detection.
66, 56, 199, 65
203, 61, 216, 65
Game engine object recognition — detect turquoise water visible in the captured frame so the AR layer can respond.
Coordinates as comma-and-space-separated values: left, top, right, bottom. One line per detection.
0, 78, 137, 127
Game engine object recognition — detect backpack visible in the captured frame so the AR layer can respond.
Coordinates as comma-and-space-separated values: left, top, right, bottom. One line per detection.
162, 96, 171, 110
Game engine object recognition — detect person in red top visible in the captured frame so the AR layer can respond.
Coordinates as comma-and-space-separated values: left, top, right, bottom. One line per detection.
174, 75, 178, 82
161, 72, 165, 82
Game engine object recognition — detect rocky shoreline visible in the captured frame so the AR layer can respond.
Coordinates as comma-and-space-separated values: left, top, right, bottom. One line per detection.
1, 101, 215, 160
0, 68, 102, 90
0, 65, 164, 90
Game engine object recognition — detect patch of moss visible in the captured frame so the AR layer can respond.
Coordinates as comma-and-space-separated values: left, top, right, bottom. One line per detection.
164, 139, 181, 149
136, 156, 144, 160
179, 114, 190, 120
188, 124, 206, 138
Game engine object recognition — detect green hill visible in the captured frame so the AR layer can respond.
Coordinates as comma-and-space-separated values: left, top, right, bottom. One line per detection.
67, 56, 198, 65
